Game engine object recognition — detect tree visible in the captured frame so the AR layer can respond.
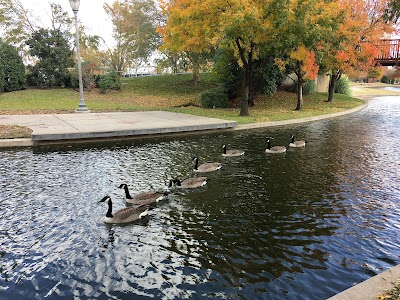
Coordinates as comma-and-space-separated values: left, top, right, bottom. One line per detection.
1, 1, 101, 64
0, 0, 37, 54
155, 50, 189, 74
321, 0, 393, 102
160, 0, 283, 116
104, 0, 161, 74
384, 0, 400, 23
214, 48, 285, 102
0, 40, 26, 92
274, 0, 342, 110
26, 28, 74, 87
157, 0, 211, 83
0, 52, 3, 92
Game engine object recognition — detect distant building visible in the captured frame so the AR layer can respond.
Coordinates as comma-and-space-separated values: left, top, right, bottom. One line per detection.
122, 66, 156, 78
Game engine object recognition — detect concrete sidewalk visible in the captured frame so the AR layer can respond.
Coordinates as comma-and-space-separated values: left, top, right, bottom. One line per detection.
0, 111, 236, 146
0, 103, 370, 147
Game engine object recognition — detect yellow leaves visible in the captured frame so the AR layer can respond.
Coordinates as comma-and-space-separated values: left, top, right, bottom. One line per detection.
159, 0, 277, 56
274, 58, 287, 72
289, 45, 309, 62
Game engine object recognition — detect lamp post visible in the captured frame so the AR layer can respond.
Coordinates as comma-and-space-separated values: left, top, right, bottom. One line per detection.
69, 0, 89, 112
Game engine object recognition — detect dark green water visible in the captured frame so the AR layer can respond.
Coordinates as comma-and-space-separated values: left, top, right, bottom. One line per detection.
1, 96, 399, 299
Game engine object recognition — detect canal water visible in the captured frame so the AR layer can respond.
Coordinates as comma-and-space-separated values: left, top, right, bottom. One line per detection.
1, 95, 399, 299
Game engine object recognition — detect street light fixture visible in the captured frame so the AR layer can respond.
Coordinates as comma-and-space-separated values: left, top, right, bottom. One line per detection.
69, 0, 89, 112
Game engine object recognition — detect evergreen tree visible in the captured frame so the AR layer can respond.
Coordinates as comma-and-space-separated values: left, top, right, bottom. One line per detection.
0, 40, 26, 92
26, 28, 73, 87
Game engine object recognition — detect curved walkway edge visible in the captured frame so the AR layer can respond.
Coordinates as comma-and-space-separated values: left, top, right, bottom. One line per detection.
235, 102, 368, 130
327, 264, 400, 300
0, 103, 368, 148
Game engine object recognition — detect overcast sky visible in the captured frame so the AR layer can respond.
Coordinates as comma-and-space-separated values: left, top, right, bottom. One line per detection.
19, 0, 115, 46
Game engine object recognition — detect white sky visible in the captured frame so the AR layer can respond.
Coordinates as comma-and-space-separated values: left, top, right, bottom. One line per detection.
19, 0, 115, 46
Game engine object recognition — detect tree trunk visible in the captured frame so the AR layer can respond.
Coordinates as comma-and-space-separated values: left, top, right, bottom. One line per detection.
235, 38, 253, 116
240, 64, 250, 116
327, 76, 336, 102
327, 70, 341, 102
192, 60, 200, 82
295, 79, 303, 110
295, 64, 303, 110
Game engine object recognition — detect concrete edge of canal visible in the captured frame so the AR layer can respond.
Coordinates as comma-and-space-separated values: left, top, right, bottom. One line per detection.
327, 265, 400, 300
0, 102, 368, 148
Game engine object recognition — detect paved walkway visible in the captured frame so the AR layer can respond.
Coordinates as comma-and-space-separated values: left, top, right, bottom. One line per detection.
0, 103, 369, 147
0, 111, 237, 146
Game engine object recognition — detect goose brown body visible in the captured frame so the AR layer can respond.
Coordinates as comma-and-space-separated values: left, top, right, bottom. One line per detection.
119, 184, 168, 205
99, 196, 149, 224
222, 145, 245, 157
169, 177, 209, 189
289, 135, 306, 148
265, 138, 287, 154
193, 157, 222, 173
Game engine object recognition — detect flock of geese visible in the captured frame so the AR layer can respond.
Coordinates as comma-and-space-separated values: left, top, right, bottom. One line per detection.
99, 134, 306, 224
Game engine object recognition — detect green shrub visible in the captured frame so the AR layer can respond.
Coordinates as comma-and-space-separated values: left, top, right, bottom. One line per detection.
0, 41, 26, 92
200, 88, 229, 108
335, 76, 351, 95
381, 75, 389, 84
97, 69, 121, 93
213, 49, 284, 99
303, 80, 316, 94
291, 80, 316, 95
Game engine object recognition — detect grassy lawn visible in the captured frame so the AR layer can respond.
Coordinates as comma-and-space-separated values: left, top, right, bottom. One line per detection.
169, 91, 364, 124
0, 73, 365, 121
0, 73, 219, 114
0, 73, 372, 138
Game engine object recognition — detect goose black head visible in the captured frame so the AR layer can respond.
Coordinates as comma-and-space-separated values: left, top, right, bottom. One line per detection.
118, 184, 127, 189
290, 135, 295, 142
168, 179, 181, 187
99, 195, 111, 203
193, 157, 199, 169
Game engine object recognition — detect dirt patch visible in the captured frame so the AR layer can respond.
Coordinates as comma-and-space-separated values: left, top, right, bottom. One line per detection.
0, 125, 32, 139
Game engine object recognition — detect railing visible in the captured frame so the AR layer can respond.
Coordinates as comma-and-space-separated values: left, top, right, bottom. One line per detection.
375, 39, 400, 66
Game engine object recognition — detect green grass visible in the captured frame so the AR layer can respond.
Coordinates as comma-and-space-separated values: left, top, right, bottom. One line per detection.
167, 91, 364, 124
0, 73, 364, 126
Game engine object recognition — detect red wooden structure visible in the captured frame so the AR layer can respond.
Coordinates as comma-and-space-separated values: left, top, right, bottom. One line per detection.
375, 39, 400, 66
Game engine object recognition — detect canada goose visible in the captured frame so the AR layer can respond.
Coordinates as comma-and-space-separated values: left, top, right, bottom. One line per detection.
222, 145, 245, 157
168, 177, 209, 189
193, 157, 222, 173
289, 135, 306, 147
265, 138, 287, 153
118, 183, 168, 205
99, 195, 150, 224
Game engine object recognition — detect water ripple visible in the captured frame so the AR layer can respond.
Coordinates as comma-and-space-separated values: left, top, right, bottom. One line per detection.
1, 96, 400, 299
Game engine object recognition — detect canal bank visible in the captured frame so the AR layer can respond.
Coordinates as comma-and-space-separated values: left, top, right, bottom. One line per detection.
0, 102, 367, 148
